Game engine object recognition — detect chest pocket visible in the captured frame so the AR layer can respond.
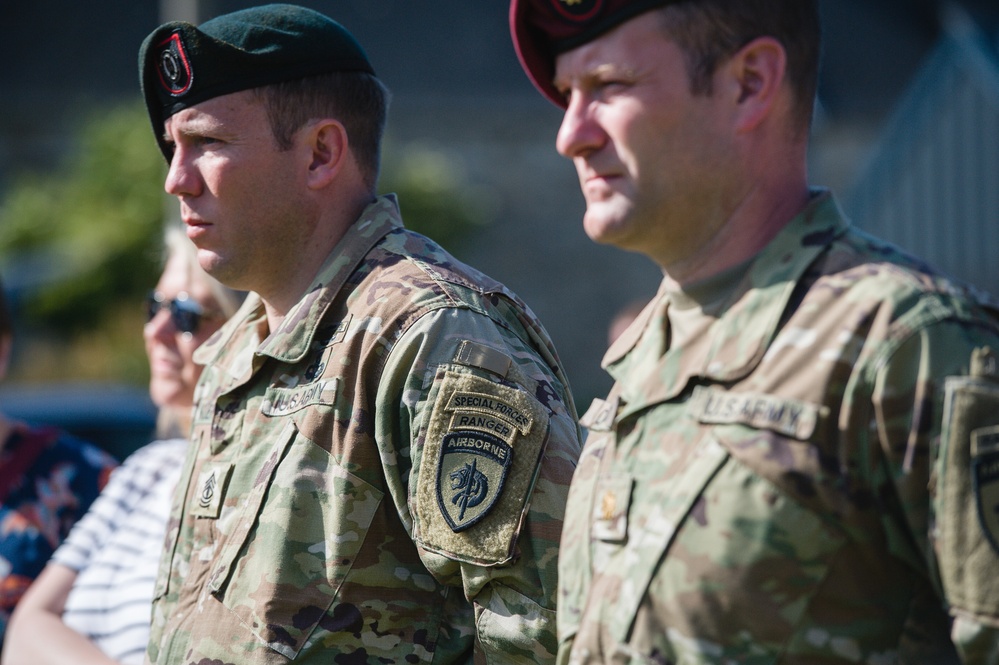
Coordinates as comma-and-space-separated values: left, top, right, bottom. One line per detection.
620, 423, 846, 662
208, 420, 383, 659
607, 434, 730, 645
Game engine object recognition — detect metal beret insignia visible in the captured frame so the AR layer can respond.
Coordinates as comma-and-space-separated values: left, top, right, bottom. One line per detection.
416, 356, 550, 563
156, 32, 193, 97
551, 0, 604, 21
510, 0, 676, 107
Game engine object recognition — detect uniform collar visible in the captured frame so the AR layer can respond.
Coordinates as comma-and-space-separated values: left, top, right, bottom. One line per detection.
192, 293, 266, 384
260, 194, 402, 363
194, 195, 403, 369
605, 190, 849, 412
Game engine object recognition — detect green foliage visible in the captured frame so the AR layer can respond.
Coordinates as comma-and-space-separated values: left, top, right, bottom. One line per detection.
0, 101, 489, 384
0, 102, 165, 332
379, 142, 490, 253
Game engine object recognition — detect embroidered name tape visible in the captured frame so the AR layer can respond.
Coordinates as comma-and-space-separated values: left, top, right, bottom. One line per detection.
262, 378, 338, 417
689, 386, 825, 440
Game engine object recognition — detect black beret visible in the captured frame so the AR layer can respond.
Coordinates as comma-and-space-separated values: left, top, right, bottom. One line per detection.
509, 0, 678, 107
139, 3, 375, 160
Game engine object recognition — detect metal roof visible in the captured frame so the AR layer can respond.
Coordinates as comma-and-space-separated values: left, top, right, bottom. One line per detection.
846, 8, 999, 294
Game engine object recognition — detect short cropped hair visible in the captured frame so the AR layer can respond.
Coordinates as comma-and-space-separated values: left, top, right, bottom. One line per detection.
255, 71, 391, 191
658, 0, 821, 131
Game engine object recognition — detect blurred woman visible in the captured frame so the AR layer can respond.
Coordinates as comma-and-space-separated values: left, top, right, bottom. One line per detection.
3, 227, 243, 665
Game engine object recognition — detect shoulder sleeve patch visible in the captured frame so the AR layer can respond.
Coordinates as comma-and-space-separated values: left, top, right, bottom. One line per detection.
416, 367, 550, 565
937, 361, 999, 620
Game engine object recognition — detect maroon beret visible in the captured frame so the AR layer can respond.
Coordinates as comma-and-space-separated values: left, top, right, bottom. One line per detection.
509, 0, 677, 107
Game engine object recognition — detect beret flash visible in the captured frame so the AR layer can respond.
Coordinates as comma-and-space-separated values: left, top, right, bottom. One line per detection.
139, 3, 375, 160
509, 0, 679, 107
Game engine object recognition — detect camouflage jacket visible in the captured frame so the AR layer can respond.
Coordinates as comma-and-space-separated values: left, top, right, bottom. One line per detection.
145, 196, 581, 665
559, 192, 999, 664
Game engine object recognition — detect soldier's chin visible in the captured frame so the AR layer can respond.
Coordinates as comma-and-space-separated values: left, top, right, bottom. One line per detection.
196, 251, 239, 286
196, 248, 223, 273
582, 201, 634, 247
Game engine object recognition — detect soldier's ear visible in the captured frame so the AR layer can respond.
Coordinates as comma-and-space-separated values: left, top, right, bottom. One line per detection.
722, 36, 787, 133
304, 119, 348, 189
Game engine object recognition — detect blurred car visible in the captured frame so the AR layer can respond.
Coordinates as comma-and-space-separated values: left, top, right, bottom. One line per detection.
0, 382, 157, 461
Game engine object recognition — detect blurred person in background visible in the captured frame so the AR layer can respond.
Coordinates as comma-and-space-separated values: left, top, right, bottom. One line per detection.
0, 276, 118, 649
511, 0, 999, 661
3, 227, 243, 665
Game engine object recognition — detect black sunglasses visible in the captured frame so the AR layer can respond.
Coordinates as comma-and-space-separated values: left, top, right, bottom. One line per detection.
146, 291, 206, 334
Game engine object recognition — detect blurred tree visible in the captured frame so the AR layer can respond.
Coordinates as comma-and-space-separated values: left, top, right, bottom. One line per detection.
379, 141, 491, 253
0, 103, 165, 332
0, 101, 487, 385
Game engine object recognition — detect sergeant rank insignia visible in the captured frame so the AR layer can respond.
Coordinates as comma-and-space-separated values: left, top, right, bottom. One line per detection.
190, 461, 232, 519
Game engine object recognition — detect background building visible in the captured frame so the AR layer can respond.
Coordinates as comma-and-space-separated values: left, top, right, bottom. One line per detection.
2, 0, 998, 407
846, 7, 999, 295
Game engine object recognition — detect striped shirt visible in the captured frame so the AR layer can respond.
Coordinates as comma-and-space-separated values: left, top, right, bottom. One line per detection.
52, 438, 186, 665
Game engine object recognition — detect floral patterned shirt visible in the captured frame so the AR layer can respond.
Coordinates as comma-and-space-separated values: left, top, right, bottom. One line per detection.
0, 422, 117, 645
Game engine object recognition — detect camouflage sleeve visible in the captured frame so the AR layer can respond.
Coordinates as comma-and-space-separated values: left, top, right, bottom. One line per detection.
374, 307, 581, 664
864, 315, 999, 659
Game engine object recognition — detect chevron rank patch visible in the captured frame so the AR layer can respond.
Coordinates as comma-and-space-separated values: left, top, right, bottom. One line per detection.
417, 363, 550, 564
189, 461, 232, 518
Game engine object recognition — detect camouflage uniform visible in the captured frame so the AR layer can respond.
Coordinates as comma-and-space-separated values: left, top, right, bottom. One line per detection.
560, 191, 999, 664
146, 196, 581, 664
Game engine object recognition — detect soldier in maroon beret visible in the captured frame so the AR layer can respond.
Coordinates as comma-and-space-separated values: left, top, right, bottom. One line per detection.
510, 0, 999, 662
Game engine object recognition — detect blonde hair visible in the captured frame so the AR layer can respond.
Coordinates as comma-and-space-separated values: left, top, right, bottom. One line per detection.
156, 225, 245, 438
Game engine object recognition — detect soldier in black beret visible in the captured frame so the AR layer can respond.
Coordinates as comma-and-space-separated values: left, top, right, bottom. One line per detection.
134, 4, 582, 664
509, 0, 999, 662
